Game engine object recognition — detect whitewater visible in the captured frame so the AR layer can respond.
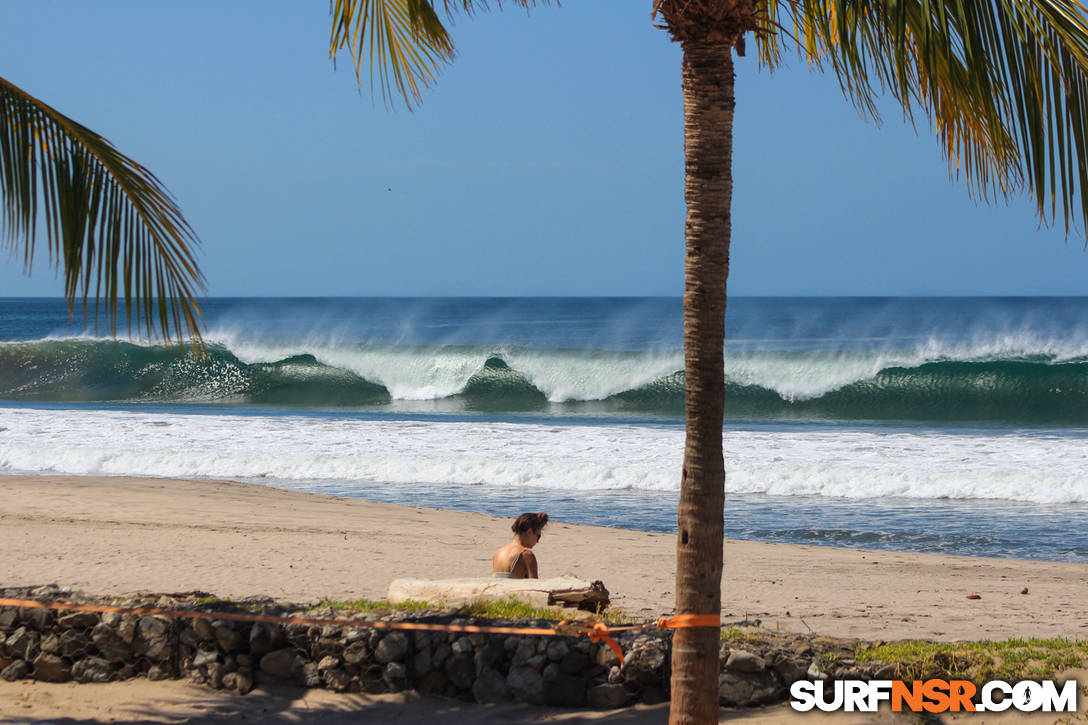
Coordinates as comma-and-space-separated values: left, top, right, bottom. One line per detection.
2, 296, 1086, 561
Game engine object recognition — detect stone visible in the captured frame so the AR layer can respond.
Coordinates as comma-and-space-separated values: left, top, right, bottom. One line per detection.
20, 607, 54, 631
361, 664, 386, 694
147, 663, 172, 681
374, 632, 409, 663
718, 670, 786, 706
621, 663, 659, 689
725, 649, 767, 673
543, 671, 587, 707
101, 611, 122, 628
250, 622, 285, 655
444, 654, 474, 690
259, 648, 299, 679
323, 667, 353, 693
317, 655, 341, 671
641, 685, 667, 705
0, 609, 18, 630
116, 616, 137, 645
412, 646, 431, 677
193, 649, 219, 667
432, 643, 451, 667
179, 627, 201, 648
468, 633, 487, 647
383, 661, 408, 692
32, 653, 71, 683
474, 639, 504, 672
559, 650, 592, 675
473, 666, 511, 704
586, 683, 630, 709
625, 638, 667, 673
0, 659, 30, 681
342, 641, 370, 665
311, 637, 343, 661
91, 623, 131, 662
873, 663, 898, 679
344, 627, 368, 644
773, 656, 810, 684
450, 636, 473, 656
595, 643, 620, 667
507, 665, 544, 704
59, 629, 92, 659
58, 612, 99, 629
607, 665, 623, 684
511, 640, 536, 667
214, 625, 243, 652
192, 618, 215, 641
235, 669, 256, 694
204, 662, 225, 688
133, 617, 172, 661
39, 633, 61, 655
4, 627, 39, 661
546, 640, 569, 661
222, 671, 254, 695
298, 662, 321, 687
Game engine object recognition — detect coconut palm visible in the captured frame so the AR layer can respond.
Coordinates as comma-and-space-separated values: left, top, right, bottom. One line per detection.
338, 1, 1088, 723
0, 76, 204, 347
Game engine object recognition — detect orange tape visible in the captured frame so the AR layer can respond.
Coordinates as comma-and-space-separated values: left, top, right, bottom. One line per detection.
657, 613, 721, 630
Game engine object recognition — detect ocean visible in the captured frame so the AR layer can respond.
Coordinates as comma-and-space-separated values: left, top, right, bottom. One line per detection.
1, 296, 1086, 562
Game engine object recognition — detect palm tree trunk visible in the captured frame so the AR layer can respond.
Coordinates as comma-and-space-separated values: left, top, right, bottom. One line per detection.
668, 38, 734, 725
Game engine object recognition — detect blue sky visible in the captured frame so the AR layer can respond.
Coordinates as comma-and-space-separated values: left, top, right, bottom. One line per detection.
2, 1, 1087, 297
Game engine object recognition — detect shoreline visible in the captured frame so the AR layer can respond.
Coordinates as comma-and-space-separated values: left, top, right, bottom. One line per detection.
2, 474, 1086, 642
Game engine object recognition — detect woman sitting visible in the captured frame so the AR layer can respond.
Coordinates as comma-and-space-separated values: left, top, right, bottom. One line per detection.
492, 512, 548, 579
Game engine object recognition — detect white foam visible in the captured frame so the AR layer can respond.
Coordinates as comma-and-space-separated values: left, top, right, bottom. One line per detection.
1, 406, 1085, 504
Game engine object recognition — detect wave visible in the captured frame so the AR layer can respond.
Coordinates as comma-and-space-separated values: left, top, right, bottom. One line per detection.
1, 407, 1086, 505
1, 337, 1087, 423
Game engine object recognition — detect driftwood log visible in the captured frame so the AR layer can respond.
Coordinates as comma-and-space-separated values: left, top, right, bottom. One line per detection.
387, 576, 610, 611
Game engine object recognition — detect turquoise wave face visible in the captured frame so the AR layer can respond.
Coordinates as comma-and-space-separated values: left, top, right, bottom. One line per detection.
0, 341, 390, 406
1, 339, 1087, 424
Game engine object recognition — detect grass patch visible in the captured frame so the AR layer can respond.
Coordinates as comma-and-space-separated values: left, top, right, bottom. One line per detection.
308, 598, 432, 614
453, 598, 563, 621
855, 637, 1088, 681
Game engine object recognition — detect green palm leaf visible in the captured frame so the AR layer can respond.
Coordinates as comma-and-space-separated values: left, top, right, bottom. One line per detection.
760, 0, 1088, 239
0, 76, 205, 348
329, 0, 542, 110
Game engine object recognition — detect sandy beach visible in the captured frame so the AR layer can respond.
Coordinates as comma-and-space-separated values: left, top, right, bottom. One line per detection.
1, 474, 1086, 723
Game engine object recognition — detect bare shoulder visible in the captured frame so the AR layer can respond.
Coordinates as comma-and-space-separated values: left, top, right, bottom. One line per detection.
519, 548, 536, 562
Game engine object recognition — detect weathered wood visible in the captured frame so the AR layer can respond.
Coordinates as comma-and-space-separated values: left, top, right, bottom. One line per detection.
387, 576, 609, 611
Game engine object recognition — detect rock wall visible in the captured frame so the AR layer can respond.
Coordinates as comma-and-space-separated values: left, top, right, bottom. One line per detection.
0, 587, 889, 708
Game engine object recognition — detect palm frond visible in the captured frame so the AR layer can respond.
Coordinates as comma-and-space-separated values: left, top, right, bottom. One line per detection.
0, 76, 205, 348
759, 0, 1088, 240
329, 0, 543, 110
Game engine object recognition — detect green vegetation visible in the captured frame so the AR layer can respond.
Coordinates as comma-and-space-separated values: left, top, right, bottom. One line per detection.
305, 596, 629, 622
855, 637, 1088, 682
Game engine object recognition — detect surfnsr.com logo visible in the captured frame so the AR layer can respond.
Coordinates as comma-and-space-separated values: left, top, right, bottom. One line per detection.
790, 679, 1078, 713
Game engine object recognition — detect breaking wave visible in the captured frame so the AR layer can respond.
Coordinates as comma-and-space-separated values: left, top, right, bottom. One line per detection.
1, 337, 1087, 423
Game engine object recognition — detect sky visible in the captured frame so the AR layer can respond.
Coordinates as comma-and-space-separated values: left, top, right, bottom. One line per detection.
2, 1, 1087, 298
